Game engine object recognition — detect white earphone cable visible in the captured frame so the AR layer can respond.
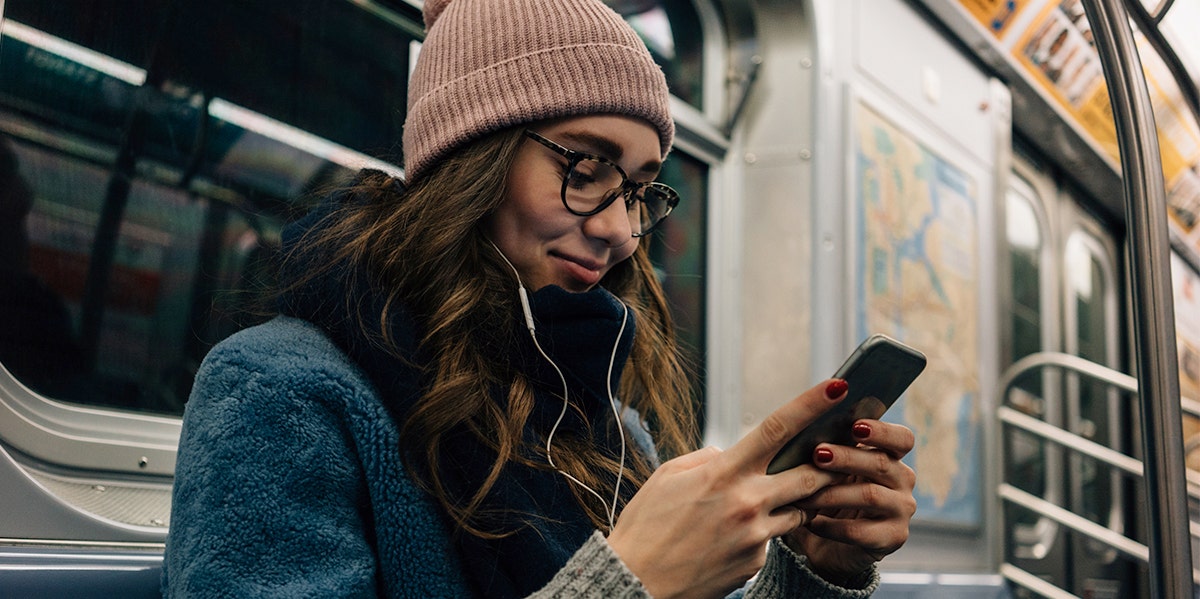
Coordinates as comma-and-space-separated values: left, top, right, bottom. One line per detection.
487, 239, 628, 531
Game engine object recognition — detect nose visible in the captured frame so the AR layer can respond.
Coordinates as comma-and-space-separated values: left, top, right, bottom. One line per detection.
581, 191, 636, 246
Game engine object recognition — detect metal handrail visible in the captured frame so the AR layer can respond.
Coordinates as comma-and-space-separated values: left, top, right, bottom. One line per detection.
999, 404, 1200, 512
1182, 396, 1200, 419
999, 352, 1136, 394
999, 564, 1083, 599
1000, 484, 1149, 563
1080, 1, 1192, 597
998, 353, 1200, 596
998, 406, 1142, 478
1001, 351, 1200, 496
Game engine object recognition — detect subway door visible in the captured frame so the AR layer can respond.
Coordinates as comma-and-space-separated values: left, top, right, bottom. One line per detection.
1057, 190, 1132, 599
1001, 157, 1070, 595
1001, 154, 1134, 597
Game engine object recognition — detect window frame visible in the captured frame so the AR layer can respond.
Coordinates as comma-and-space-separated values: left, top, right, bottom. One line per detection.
1060, 210, 1125, 564
1003, 168, 1065, 560
0, 364, 180, 477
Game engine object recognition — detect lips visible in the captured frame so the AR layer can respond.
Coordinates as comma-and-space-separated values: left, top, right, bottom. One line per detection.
552, 252, 605, 288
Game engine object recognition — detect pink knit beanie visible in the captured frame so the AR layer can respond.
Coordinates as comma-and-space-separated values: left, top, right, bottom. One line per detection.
403, 0, 675, 182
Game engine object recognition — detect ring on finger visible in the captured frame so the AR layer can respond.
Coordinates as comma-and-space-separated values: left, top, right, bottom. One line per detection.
794, 506, 811, 527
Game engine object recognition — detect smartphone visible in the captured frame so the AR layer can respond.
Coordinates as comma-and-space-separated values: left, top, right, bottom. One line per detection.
765, 334, 927, 474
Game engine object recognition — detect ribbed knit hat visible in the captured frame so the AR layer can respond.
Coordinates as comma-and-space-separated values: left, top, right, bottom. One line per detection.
403, 0, 674, 182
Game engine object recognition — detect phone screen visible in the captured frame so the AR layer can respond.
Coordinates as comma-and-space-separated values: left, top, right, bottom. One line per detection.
765, 334, 926, 474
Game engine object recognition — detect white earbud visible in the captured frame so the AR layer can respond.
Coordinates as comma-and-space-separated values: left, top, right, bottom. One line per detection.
518, 287, 535, 332
487, 239, 536, 332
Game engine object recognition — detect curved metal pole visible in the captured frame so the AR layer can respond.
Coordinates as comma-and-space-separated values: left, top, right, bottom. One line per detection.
999, 351, 1138, 394
1080, 1, 1192, 597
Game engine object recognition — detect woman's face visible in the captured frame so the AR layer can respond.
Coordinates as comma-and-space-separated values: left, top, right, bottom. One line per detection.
485, 114, 662, 292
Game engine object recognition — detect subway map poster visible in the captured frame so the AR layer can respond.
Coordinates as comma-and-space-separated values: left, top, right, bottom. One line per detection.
854, 103, 983, 528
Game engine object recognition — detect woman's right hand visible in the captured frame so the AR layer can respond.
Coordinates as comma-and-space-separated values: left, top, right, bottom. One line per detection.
606, 379, 850, 599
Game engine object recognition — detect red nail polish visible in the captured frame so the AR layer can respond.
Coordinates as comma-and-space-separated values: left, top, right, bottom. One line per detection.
815, 448, 834, 464
825, 379, 848, 399
853, 423, 871, 439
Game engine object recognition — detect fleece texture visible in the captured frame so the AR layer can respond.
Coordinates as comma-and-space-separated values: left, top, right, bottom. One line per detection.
164, 315, 471, 597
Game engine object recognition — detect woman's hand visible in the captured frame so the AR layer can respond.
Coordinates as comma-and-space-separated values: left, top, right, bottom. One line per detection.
606, 379, 850, 599
784, 419, 917, 585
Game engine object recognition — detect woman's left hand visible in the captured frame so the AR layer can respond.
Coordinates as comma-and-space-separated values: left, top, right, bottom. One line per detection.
783, 419, 917, 585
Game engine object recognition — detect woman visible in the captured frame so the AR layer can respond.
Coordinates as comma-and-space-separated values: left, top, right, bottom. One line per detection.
163, 0, 917, 597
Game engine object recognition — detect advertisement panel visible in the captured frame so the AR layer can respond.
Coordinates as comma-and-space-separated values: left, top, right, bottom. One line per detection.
961, 0, 1200, 254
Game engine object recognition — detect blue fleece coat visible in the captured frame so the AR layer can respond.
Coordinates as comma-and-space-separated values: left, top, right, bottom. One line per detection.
164, 315, 473, 597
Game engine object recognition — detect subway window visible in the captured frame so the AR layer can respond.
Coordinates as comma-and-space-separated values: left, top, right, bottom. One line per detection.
1, 0, 722, 437
648, 151, 709, 401
1063, 230, 1122, 530
1006, 183, 1048, 399
0, 0, 418, 417
606, 0, 706, 110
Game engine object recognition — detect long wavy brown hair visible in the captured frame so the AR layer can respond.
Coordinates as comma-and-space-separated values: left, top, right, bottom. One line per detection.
283, 124, 696, 537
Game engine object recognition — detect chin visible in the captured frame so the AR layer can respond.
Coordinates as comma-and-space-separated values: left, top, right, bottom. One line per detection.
558, 282, 596, 294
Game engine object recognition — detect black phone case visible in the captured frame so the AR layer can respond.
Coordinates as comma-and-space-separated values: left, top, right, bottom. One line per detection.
765, 334, 926, 474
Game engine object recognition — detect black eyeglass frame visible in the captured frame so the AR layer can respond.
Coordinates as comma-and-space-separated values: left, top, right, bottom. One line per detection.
524, 129, 680, 237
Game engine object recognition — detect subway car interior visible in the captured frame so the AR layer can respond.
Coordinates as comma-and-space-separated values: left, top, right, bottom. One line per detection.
1, 0, 1199, 597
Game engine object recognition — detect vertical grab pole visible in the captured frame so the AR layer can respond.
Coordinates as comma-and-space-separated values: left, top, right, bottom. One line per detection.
1080, 1, 1193, 597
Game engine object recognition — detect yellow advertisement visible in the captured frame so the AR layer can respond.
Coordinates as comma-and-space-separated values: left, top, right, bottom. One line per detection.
995, 0, 1200, 251
1014, 1, 1110, 141
1167, 167, 1200, 235
1175, 254, 1200, 402
1140, 37, 1200, 238
961, 0, 1035, 37
958, 0, 1200, 455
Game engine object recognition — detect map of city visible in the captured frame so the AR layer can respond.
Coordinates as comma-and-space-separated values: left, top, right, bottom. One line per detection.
854, 104, 982, 528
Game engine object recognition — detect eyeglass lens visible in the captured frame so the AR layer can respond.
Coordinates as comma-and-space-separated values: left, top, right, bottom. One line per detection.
564, 158, 674, 235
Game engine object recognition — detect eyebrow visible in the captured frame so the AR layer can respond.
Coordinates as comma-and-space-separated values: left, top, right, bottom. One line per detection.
556, 130, 662, 176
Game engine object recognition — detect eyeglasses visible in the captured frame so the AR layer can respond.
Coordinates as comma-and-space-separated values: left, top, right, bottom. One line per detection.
524, 130, 679, 237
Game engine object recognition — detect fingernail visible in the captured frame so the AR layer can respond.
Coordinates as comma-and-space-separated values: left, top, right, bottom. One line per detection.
825, 379, 848, 399
815, 448, 834, 464
852, 422, 871, 439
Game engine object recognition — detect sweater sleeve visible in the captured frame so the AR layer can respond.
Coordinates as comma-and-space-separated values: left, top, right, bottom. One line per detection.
740, 539, 879, 599
527, 531, 649, 598
163, 328, 380, 598
526, 532, 877, 599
